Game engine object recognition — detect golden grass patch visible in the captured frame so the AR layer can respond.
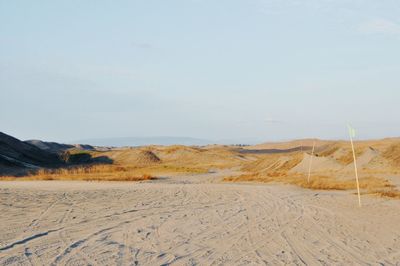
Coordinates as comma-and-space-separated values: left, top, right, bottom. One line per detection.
224, 172, 394, 191
382, 143, 400, 167
370, 189, 400, 199
337, 149, 364, 165
2, 165, 156, 182
317, 144, 340, 157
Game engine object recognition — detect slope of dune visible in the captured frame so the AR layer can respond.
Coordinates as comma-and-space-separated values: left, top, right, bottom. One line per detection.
133, 150, 161, 166
91, 145, 245, 171
25, 140, 74, 152
2, 132, 400, 192
93, 148, 161, 166
290, 153, 344, 174
382, 143, 400, 167
247, 139, 334, 151
0, 132, 65, 175
343, 147, 379, 171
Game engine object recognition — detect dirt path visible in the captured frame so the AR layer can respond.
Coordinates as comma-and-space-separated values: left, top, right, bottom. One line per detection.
0, 174, 399, 265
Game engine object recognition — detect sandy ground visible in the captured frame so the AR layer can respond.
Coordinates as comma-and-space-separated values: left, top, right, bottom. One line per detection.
1, 173, 400, 265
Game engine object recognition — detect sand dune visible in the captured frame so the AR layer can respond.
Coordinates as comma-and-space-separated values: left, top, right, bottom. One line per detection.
1, 173, 400, 265
0, 132, 65, 175
290, 154, 344, 174
2, 134, 400, 264
247, 139, 334, 151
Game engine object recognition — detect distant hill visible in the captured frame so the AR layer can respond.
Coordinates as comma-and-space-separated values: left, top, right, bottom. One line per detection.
2, 131, 400, 183
73, 137, 215, 147
0, 132, 65, 175
25, 139, 74, 152
247, 139, 335, 151
72, 136, 264, 147
0, 133, 101, 176
26, 140, 94, 152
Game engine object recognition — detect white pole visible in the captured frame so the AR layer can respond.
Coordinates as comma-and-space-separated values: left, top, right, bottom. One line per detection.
349, 129, 362, 207
307, 141, 315, 183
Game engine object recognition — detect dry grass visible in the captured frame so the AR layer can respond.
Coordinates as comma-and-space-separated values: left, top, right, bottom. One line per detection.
317, 144, 340, 157
382, 143, 400, 167
0, 162, 210, 181
242, 153, 302, 173
277, 155, 303, 171
370, 189, 400, 199
91, 145, 242, 173
162, 145, 202, 154
224, 172, 394, 191
2, 141, 399, 199
2, 165, 156, 182
337, 149, 364, 165
125, 164, 209, 177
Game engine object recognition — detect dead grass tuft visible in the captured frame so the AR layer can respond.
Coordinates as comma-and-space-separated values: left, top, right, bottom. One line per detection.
317, 144, 340, 157
370, 189, 400, 199
382, 143, 400, 167
2, 165, 155, 182
337, 149, 364, 165
277, 155, 303, 171
224, 173, 394, 191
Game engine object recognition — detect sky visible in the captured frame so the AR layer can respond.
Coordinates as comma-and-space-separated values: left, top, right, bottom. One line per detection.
1, 0, 400, 143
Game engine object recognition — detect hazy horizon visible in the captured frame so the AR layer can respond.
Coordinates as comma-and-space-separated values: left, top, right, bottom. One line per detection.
3, 131, 400, 147
1, 1, 400, 143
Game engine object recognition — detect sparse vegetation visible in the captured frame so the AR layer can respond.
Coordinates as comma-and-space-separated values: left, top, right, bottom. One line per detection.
337, 149, 364, 165
369, 189, 400, 199
224, 173, 394, 191
1, 136, 400, 200
317, 144, 340, 157
382, 143, 400, 167
2, 165, 156, 181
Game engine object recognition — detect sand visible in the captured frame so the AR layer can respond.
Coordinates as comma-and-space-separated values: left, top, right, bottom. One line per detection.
290, 154, 343, 174
1, 173, 400, 265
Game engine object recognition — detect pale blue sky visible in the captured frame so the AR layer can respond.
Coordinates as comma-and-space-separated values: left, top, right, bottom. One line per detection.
1, 0, 400, 143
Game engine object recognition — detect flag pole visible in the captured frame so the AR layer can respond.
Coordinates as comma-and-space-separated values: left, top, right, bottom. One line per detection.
348, 125, 361, 207
307, 141, 315, 184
